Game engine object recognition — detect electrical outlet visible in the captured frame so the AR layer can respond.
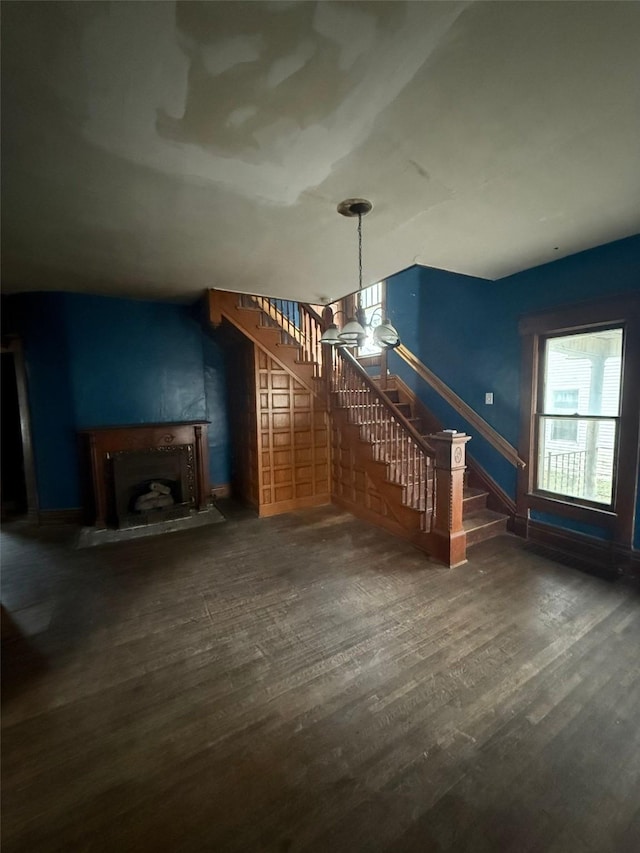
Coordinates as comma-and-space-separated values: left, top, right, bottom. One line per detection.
485, 392, 494, 405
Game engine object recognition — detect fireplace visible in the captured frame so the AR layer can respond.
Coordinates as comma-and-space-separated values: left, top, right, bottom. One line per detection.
80, 422, 210, 529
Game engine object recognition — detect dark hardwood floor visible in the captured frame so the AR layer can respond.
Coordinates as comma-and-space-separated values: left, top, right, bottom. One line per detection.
2, 504, 639, 852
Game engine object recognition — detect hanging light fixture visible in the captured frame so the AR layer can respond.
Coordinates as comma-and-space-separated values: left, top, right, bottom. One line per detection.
321, 198, 400, 349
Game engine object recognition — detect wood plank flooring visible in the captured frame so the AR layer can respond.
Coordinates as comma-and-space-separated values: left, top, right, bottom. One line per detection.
2, 504, 640, 852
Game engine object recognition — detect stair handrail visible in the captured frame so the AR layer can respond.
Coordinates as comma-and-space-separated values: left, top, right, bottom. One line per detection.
336, 347, 436, 459
394, 343, 526, 469
246, 296, 324, 379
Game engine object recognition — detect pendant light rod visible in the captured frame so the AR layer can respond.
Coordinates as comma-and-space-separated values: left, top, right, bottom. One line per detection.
357, 210, 363, 295
338, 198, 371, 316
321, 197, 400, 350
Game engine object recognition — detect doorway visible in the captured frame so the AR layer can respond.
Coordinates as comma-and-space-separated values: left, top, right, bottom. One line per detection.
1, 340, 37, 519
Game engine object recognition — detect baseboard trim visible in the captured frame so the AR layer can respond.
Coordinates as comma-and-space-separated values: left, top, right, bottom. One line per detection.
526, 519, 640, 578
210, 483, 231, 499
38, 508, 83, 525
258, 493, 331, 518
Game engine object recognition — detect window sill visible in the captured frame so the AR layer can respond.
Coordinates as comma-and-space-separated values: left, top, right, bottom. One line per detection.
526, 491, 617, 529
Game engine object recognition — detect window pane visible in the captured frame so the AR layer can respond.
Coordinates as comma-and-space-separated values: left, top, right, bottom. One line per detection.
537, 417, 617, 503
543, 328, 622, 416
358, 282, 383, 357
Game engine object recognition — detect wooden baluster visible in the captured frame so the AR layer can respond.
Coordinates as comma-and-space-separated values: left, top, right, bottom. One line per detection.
303, 308, 308, 360
412, 445, 417, 508
411, 444, 416, 506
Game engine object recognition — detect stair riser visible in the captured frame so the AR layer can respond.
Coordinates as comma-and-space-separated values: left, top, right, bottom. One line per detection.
463, 492, 488, 517
465, 517, 508, 547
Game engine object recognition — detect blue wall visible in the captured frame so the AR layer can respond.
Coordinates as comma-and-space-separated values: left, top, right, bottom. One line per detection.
12, 292, 230, 509
386, 235, 640, 545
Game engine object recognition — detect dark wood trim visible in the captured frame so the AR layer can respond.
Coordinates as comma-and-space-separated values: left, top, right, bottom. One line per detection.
518, 293, 640, 336
616, 314, 640, 545
526, 492, 617, 529
517, 293, 640, 552
38, 508, 83, 525
80, 422, 211, 529
3, 336, 39, 519
516, 331, 538, 530
210, 483, 231, 499
527, 519, 640, 579
193, 425, 209, 511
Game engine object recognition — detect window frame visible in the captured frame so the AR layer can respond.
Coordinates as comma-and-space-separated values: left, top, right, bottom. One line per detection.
517, 294, 640, 548
534, 325, 623, 510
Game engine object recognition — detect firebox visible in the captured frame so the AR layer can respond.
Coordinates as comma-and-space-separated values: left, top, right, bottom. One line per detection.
111, 446, 195, 528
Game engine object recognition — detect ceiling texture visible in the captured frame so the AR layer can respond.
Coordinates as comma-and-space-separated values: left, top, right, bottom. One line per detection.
2, 1, 640, 303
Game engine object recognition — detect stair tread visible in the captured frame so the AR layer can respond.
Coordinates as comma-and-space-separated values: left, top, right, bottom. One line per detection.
463, 486, 488, 499
463, 508, 507, 532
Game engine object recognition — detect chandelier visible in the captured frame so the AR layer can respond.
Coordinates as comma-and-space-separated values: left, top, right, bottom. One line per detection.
320, 199, 400, 349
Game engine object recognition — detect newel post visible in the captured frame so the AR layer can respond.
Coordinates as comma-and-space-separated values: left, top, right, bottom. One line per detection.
428, 430, 471, 568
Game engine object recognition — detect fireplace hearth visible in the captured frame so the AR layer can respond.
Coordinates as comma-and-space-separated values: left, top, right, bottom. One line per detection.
80, 422, 210, 529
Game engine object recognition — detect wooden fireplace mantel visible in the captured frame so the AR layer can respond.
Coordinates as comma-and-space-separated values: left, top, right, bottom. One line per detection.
79, 421, 210, 529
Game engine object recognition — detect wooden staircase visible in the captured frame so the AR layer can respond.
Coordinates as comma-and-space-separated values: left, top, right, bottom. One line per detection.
328, 346, 477, 567
207, 288, 507, 566
375, 376, 509, 548
208, 290, 324, 395
208, 290, 331, 519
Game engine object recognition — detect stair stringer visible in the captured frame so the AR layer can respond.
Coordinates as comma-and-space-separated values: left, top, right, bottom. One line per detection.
381, 374, 516, 523
331, 406, 435, 555
208, 289, 321, 397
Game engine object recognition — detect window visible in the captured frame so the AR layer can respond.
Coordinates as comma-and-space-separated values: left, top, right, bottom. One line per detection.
536, 327, 623, 506
357, 282, 383, 357
518, 294, 640, 551
550, 390, 579, 441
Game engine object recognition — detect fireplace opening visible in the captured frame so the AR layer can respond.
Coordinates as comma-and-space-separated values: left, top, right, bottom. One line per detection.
130, 478, 179, 513
111, 445, 195, 529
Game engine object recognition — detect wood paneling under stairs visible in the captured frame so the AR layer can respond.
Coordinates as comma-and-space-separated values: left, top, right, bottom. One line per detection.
255, 349, 330, 516
331, 410, 416, 542
210, 292, 330, 518
2, 507, 640, 852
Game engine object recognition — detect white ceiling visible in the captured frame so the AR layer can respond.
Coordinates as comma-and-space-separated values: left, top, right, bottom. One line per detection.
2, 1, 640, 303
